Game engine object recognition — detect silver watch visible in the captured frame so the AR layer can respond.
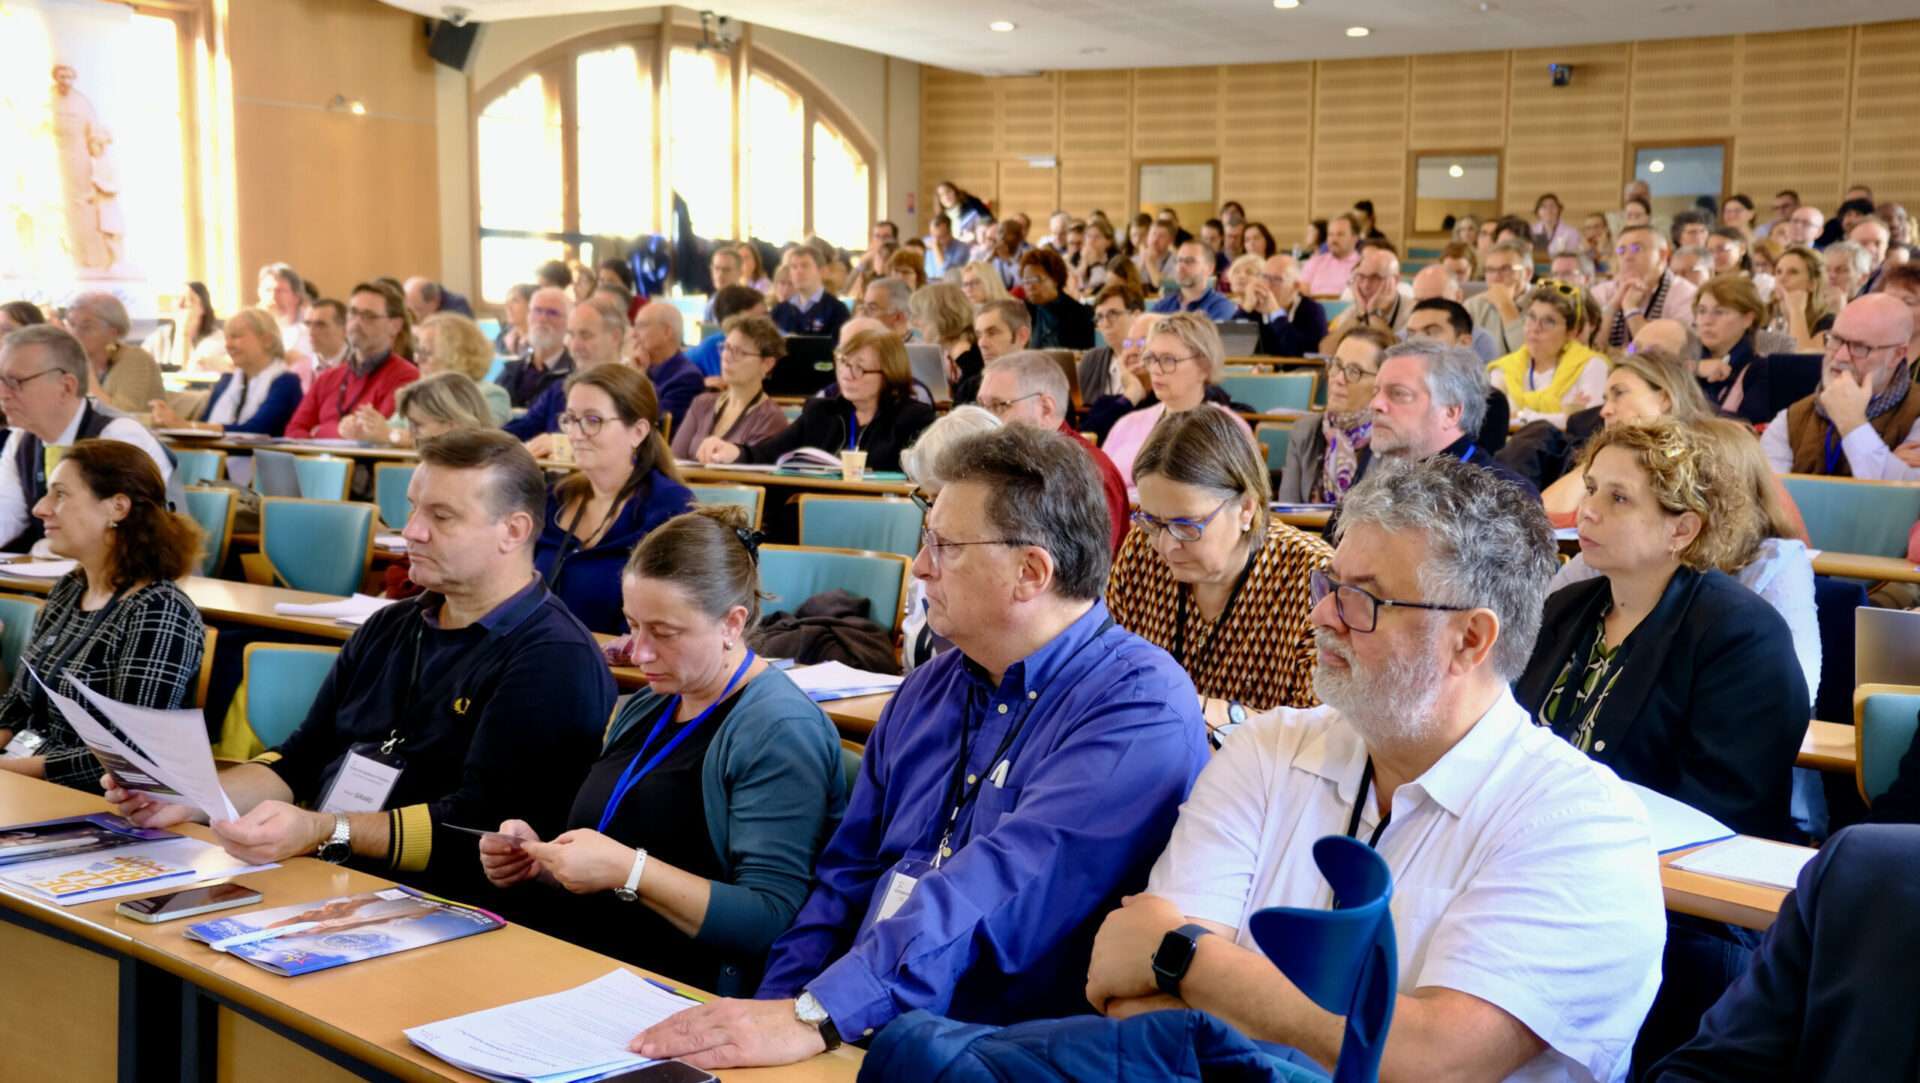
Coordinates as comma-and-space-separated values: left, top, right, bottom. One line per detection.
316, 815, 351, 863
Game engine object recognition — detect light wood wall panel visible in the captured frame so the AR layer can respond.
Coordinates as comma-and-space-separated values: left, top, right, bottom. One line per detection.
997, 161, 1061, 222
1629, 36, 1738, 143
1732, 27, 1853, 210
1505, 43, 1629, 220
1846, 20, 1920, 211
995, 75, 1060, 158
1133, 66, 1222, 157
920, 68, 999, 219
1312, 58, 1410, 237
1408, 52, 1506, 150
1219, 63, 1313, 230
1060, 159, 1131, 220
1061, 70, 1131, 158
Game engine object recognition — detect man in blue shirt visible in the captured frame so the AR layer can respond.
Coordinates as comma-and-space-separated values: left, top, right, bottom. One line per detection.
771, 246, 850, 338
627, 300, 706, 430
686, 285, 768, 378
1150, 241, 1238, 321
634, 426, 1210, 1071
505, 295, 626, 452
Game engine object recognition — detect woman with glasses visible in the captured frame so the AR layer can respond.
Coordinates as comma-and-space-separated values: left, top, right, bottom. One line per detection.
696, 329, 934, 474
899, 405, 1002, 673
1768, 244, 1836, 351
671, 314, 789, 460
535, 365, 693, 635
1101, 313, 1255, 500
1487, 280, 1606, 429
1277, 326, 1392, 504
1107, 407, 1330, 723
1018, 248, 1094, 350
1693, 275, 1775, 425
959, 261, 1010, 310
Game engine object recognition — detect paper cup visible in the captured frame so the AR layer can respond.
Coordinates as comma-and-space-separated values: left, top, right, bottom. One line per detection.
840, 450, 868, 480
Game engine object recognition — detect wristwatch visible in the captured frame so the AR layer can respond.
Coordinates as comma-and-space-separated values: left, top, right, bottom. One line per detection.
1151, 923, 1213, 998
316, 815, 351, 864
794, 991, 843, 1051
613, 847, 648, 903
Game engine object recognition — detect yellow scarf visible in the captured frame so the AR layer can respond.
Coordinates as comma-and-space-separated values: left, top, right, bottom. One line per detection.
1488, 341, 1604, 414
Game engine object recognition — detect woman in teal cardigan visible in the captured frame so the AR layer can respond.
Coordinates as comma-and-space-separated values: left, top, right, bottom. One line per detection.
481, 508, 846, 994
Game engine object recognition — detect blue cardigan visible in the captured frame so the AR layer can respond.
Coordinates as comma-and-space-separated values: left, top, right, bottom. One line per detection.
533, 468, 694, 634
603, 666, 848, 993
198, 370, 304, 436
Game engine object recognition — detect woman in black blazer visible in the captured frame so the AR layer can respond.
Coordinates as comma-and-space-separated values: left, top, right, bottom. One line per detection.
694, 328, 934, 474
1692, 275, 1774, 427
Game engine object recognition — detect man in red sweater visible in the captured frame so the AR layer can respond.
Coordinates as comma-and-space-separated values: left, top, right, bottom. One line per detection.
285, 280, 419, 439
976, 352, 1131, 554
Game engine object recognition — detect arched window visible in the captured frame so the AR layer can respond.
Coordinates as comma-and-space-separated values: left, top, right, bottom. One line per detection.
473, 30, 876, 303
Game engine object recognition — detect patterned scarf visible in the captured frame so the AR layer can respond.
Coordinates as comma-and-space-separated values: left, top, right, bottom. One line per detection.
1812, 360, 1913, 423
1314, 409, 1372, 503
1608, 271, 1672, 347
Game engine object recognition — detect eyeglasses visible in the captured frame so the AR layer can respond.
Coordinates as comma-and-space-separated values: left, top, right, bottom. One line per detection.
719, 343, 765, 361
853, 303, 893, 318
1827, 334, 1906, 362
977, 391, 1041, 417
1330, 361, 1378, 384
918, 525, 1038, 571
1351, 272, 1392, 286
1309, 569, 1470, 634
556, 411, 611, 435
1483, 264, 1520, 279
1093, 308, 1128, 324
0, 368, 61, 393
1143, 352, 1200, 373
1130, 495, 1234, 544
346, 307, 390, 323
1613, 242, 1647, 258
529, 305, 568, 320
1121, 336, 1149, 350
834, 355, 884, 377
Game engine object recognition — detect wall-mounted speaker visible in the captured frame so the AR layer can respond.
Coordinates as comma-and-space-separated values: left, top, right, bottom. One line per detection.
427, 19, 480, 73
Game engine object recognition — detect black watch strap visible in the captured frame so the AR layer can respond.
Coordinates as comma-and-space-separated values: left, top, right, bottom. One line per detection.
1151, 923, 1211, 998
818, 1018, 843, 1052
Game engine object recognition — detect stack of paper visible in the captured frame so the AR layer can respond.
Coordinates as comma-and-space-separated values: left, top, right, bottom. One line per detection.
788, 661, 904, 702
406, 969, 699, 1083
35, 669, 239, 821
0, 814, 177, 868
1670, 836, 1818, 892
273, 593, 396, 626
0, 559, 78, 579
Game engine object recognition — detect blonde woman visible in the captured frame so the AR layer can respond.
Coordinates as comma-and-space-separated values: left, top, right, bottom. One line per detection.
1767, 244, 1836, 351
147, 307, 302, 436
1226, 253, 1265, 311
1101, 311, 1254, 500
1539, 348, 1714, 526
361, 313, 510, 445
1486, 280, 1606, 429
959, 260, 1011, 309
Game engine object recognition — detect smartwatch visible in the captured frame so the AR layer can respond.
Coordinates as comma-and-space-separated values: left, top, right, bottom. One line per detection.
1151, 923, 1212, 998
316, 816, 351, 864
613, 848, 648, 903
794, 990, 843, 1051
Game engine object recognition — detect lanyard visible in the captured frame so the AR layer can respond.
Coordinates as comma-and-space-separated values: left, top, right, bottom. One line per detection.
1457, 442, 1477, 463
596, 650, 755, 833
1171, 546, 1258, 687
931, 615, 1115, 868
845, 412, 861, 451
1821, 423, 1845, 476
380, 621, 429, 756
545, 490, 630, 587
1344, 758, 1389, 848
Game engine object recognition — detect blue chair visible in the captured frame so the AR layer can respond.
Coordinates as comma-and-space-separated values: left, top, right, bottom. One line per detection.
1221, 373, 1317, 414
373, 463, 417, 531
0, 595, 43, 681
181, 486, 236, 578
294, 455, 353, 501
243, 644, 341, 749
1857, 682, 1920, 805
796, 495, 924, 560
484, 355, 507, 384
260, 498, 375, 596
1247, 835, 1397, 1083
1319, 299, 1351, 324
1780, 474, 1920, 557
687, 483, 765, 529
758, 544, 912, 636
1256, 422, 1293, 474
173, 447, 227, 488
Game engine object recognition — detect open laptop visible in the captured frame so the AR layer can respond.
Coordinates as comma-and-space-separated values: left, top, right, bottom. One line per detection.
1215, 321, 1260, 358
908, 343, 950, 403
767, 335, 838, 397
1856, 607, 1920, 688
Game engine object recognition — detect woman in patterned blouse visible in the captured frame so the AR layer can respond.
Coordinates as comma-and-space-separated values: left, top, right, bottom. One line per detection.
0, 440, 206, 792
1107, 406, 1332, 723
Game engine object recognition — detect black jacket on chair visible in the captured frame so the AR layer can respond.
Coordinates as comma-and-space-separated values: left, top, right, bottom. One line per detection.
1514, 567, 1807, 842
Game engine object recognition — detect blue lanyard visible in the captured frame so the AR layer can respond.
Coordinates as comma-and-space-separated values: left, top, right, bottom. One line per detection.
595, 650, 755, 833
845, 414, 860, 451
1457, 442, 1477, 463
1821, 424, 1844, 475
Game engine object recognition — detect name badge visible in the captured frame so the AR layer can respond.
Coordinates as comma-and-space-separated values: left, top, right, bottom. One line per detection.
319, 750, 403, 814
875, 870, 918, 922
3, 731, 46, 758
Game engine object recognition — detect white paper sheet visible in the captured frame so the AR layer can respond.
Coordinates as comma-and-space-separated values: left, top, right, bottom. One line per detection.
56, 673, 241, 821
787, 660, 904, 701
374, 534, 408, 552
404, 969, 697, 1083
272, 593, 395, 623
1624, 782, 1734, 855
0, 560, 79, 579
1670, 836, 1818, 892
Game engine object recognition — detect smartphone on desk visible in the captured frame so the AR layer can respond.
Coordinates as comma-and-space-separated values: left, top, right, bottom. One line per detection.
115, 883, 263, 923
598, 1062, 719, 1083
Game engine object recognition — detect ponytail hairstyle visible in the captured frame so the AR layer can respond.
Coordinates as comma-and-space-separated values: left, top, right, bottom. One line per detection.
624, 504, 765, 629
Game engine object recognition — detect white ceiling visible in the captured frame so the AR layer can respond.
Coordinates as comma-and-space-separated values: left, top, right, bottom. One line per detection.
386, 1, 1913, 75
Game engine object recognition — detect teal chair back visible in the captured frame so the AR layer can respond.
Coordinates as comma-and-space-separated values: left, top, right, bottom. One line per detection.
0, 595, 43, 681
1859, 684, 1920, 804
294, 455, 353, 501
374, 463, 417, 531
173, 447, 226, 488
797, 496, 924, 560
758, 545, 911, 635
261, 498, 375, 596
1780, 475, 1920, 557
688, 483, 766, 529
181, 486, 235, 578
1220, 373, 1316, 413
1255, 422, 1293, 474
244, 644, 341, 749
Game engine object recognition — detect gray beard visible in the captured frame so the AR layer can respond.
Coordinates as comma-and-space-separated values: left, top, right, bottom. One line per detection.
1311, 627, 1446, 745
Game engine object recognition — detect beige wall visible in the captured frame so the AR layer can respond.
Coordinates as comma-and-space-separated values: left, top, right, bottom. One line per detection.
921, 21, 1920, 249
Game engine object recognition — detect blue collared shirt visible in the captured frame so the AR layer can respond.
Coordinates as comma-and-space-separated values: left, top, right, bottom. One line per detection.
1151, 287, 1239, 322
757, 601, 1209, 1038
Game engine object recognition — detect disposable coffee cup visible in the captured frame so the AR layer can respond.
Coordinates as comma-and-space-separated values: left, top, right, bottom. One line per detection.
840, 450, 868, 480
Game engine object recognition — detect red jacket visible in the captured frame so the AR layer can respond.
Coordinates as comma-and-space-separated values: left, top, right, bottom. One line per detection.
286, 354, 420, 439
1062, 422, 1131, 555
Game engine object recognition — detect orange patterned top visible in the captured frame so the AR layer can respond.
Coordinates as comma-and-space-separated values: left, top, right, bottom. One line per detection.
1106, 519, 1332, 711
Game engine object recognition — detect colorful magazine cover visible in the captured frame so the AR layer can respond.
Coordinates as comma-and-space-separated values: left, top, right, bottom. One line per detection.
0, 813, 177, 868
185, 887, 505, 976
0, 849, 196, 900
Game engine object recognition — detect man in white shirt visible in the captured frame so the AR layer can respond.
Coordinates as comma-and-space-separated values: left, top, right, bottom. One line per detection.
1085, 456, 1665, 1083
0, 325, 173, 551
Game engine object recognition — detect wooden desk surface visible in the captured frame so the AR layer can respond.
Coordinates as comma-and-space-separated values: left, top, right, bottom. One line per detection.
1659, 842, 1794, 931
680, 465, 915, 496
1800, 720, 1856, 773
0, 772, 862, 1082
1811, 550, 1920, 585
1275, 509, 1331, 531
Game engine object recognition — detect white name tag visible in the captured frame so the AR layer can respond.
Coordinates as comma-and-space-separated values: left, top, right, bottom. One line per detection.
2, 730, 45, 758
874, 870, 918, 922
318, 751, 402, 814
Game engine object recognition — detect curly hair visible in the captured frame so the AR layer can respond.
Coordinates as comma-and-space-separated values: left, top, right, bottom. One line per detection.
1575, 417, 1747, 572
61, 440, 203, 591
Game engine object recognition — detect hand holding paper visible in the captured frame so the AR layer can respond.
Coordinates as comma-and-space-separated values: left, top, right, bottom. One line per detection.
34, 668, 239, 821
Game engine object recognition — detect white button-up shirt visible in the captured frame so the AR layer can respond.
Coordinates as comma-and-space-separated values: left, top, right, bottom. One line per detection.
0, 399, 174, 547
1148, 690, 1665, 1083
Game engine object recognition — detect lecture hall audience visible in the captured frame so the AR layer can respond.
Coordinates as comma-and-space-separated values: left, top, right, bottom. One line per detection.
148, 307, 304, 437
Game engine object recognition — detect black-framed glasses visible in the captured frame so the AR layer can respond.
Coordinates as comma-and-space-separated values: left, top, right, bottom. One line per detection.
1330, 361, 1378, 384
1131, 494, 1234, 544
977, 391, 1041, 417
1827, 333, 1906, 362
834, 354, 884, 377
556, 411, 610, 435
1093, 307, 1129, 324
719, 343, 765, 361
1143, 351, 1199, 373
1309, 569, 1470, 634
918, 525, 1040, 571
0, 368, 61, 393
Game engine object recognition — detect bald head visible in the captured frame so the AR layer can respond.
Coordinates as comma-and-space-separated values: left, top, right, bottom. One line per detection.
1411, 264, 1461, 302
1830, 293, 1915, 393
1264, 254, 1299, 283
1632, 318, 1690, 358
631, 300, 684, 366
